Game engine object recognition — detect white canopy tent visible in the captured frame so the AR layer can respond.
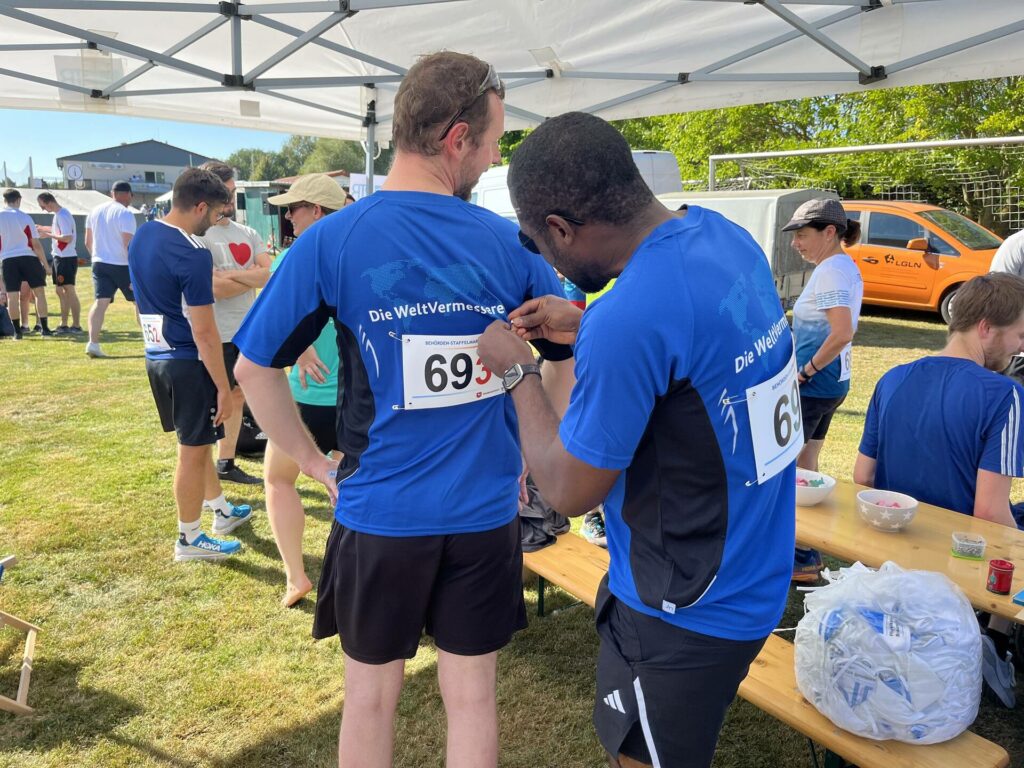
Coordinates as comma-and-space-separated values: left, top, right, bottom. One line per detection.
3, 0, 1024, 191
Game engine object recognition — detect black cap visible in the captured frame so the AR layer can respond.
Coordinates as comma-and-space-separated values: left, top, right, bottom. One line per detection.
782, 198, 847, 232
112, 181, 133, 194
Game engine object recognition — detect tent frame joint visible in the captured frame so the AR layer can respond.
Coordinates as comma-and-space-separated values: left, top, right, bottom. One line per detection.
859, 64, 886, 85
222, 73, 253, 89
678, 72, 690, 84
90, 88, 107, 100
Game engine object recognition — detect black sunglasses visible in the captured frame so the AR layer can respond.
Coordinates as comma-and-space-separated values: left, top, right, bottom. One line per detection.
518, 214, 585, 254
287, 202, 312, 215
438, 64, 505, 142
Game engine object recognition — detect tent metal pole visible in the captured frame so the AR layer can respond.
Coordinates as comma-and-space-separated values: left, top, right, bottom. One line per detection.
231, 14, 242, 78
0, 6, 224, 83
250, 14, 408, 75
0, 66, 95, 95
252, 75, 404, 89
243, 11, 349, 83
100, 15, 228, 97
0, 43, 87, 51
580, 80, 680, 117
887, 18, 1024, 75
0, 1, 215, 10
759, 0, 873, 76
692, 72, 859, 82
259, 88, 365, 123
364, 89, 377, 195
109, 86, 239, 97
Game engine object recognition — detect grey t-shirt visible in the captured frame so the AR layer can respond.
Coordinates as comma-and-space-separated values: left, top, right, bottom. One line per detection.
198, 220, 265, 341
990, 228, 1024, 277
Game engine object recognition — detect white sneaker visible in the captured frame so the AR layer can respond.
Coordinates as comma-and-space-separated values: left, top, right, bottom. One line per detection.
210, 503, 254, 535
85, 342, 108, 358
174, 532, 242, 562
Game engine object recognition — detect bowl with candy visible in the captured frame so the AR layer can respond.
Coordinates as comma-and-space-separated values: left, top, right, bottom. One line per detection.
795, 468, 836, 506
855, 489, 918, 532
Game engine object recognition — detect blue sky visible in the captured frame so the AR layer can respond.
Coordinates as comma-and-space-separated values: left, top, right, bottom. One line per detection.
0, 109, 289, 181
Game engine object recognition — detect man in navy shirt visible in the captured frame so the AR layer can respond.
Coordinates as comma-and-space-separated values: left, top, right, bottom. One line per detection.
478, 112, 798, 768
234, 52, 573, 768
128, 168, 253, 563
855, 273, 1024, 530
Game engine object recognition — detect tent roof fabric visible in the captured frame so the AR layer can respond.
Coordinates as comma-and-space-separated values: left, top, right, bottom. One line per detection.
3, 188, 118, 215
57, 139, 214, 167
0, 1, 1023, 143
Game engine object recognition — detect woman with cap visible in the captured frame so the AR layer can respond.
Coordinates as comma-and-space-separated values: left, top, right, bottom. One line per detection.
262, 173, 348, 607
784, 198, 863, 582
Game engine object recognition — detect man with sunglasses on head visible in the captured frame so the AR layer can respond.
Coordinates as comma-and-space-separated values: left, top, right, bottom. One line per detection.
128, 168, 254, 563
234, 51, 574, 768
477, 112, 797, 768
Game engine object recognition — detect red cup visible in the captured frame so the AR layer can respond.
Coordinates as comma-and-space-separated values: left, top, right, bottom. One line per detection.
986, 559, 1014, 595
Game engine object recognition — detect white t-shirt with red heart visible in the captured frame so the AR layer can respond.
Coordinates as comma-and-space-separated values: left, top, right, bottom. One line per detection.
199, 219, 265, 341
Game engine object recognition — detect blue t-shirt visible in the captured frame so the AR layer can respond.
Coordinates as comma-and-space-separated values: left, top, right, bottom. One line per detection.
792, 253, 863, 399
560, 207, 796, 641
859, 357, 1024, 515
233, 190, 567, 536
128, 220, 215, 361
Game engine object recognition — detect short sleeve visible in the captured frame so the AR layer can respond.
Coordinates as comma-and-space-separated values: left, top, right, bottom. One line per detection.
980, 385, 1024, 477
990, 236, 1024, 277
25, 219, 39, 239
859, 382, 882, 459
558, 298, 681, 470
246, 227, 265, 259
813, 263, 853, 311
120, 209, 138, 235
178, 248, 215, 308
233, 224, 335, 368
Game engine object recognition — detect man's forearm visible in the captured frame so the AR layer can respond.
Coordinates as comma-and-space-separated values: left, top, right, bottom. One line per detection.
235, 357, 322, 468
212, 275, 251, 300
193, 329, 230, 392
229, 267, 270, 288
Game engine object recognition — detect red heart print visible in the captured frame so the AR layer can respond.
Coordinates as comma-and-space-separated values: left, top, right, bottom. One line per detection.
228, 242, 251, 266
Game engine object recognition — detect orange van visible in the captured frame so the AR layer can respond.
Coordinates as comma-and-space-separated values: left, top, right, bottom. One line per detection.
842, 200, 1003, 323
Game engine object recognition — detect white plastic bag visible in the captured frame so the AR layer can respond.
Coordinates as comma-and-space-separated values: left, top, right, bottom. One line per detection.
794, 561, 982, 744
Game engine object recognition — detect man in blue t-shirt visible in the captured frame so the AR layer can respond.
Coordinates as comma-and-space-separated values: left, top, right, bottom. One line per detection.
478, 113, 798, 768
128, 168, 254, 563
855, 273, 1024, 530
233, 52, 574, 768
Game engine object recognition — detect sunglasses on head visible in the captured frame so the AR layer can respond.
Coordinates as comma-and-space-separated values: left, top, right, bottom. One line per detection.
518, 214, 585, 254
437, 64, 505, 142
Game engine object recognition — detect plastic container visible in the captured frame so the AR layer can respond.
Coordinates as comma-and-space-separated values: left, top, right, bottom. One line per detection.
796, 468, 836, 506
951, 532, 986, 560
856, 490, 918, 532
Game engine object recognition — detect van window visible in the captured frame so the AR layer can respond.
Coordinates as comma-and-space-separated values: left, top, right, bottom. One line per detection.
865, 212, 957, 256
919, 210, 1002, 250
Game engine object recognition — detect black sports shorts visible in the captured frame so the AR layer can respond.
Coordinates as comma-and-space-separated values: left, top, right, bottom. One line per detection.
52, 255, 78, 287
800, 394, 846, 442
313, 516, 527, 664
146, 358, 225, 446
2, 255, 45, 291
297, 402, 338, 454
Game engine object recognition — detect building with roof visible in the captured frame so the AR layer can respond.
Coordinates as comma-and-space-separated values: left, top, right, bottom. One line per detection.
56, 140, 214, 205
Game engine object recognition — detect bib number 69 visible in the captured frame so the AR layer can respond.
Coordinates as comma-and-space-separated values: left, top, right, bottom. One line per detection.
773, 379, 802, 448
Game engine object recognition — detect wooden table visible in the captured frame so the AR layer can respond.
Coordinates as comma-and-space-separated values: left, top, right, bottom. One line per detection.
797, 480, 1024, 623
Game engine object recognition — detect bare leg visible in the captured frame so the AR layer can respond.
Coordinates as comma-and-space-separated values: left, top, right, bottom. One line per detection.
218, 387, 245, 462
67, 286, 80, 327
264, 441, 312, 606
797, 439, 824, 472
31, 286, 47, 322
203, 456, 223, 502
18, 283, 30, 328
175, 444, 210, 525
338, 655, 405, 768
606, 753, 651, 768
55, 285, 69, 326
88, 297, 111, 344
437, 650, 498, 768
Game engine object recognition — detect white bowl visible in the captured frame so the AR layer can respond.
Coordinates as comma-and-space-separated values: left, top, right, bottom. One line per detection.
856, 489, 919, 532
795, 469, 836, 506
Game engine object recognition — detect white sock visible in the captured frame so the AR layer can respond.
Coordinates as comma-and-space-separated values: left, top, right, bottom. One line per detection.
179, 519, 203, 544
204, 494, 231, 515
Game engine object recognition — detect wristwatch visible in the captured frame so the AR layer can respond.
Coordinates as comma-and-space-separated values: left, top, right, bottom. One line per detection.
501, 362, 542, 392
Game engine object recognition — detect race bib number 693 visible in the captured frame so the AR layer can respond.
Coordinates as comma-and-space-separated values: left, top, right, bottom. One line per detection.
401, 334, 503, 410
745, 354, 803, 484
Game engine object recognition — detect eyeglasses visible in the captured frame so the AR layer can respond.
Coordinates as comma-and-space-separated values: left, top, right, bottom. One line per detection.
287, 202, 312, 215
437, 64, 505, 142
518, 214, 585, 254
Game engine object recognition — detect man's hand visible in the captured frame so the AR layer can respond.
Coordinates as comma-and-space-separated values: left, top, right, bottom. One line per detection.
509, 295, 582, 346
214, 385, 234, 427
478, 320, 536, 377
300, 453, 341, 507
296, 346, 330, 388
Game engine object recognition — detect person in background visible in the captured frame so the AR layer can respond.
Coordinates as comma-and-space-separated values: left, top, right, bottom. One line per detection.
0, 188, 52, 338
84, 181, 137, 358
988, 226, 1024, 384
783, 199, 863, 583
36, 192, 82, 334
344, 193, 356, 207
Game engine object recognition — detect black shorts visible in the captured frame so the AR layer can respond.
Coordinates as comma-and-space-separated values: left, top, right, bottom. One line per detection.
2, 256, 46, 291
313, 516, 527, 664
593, 579, 766, 768
800, 394, 846, 442
298, 402, 338, 454
222, 342, 240, 388
52, 256, 78, 287
92, 261, 134, 302
146, 358, 225, 446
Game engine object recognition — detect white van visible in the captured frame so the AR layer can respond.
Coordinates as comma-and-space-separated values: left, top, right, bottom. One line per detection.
472, 150, 683, 221
657, 188, 839, 305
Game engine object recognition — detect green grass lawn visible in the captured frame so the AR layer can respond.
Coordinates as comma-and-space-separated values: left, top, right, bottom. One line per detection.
1, 289, 1021, 767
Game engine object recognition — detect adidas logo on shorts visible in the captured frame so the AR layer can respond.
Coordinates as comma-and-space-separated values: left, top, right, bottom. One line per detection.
602, 689, 626, 714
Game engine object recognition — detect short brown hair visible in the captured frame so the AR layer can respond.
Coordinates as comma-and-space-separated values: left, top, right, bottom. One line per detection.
37, 192, 57, 205
948, 273, 1024, 333
392, 51, 503, 156
172, 168, 231, 211
198, 160, 234, 183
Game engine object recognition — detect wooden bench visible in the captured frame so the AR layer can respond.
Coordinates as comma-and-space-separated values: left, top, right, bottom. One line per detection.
523, 534, 1010, 768
0, 555, 39, 716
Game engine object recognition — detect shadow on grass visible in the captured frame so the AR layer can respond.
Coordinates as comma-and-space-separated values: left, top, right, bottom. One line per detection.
0, 658, 142, 752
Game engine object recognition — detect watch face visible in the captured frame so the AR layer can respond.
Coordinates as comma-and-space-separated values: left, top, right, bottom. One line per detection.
502, 365, 520, 390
